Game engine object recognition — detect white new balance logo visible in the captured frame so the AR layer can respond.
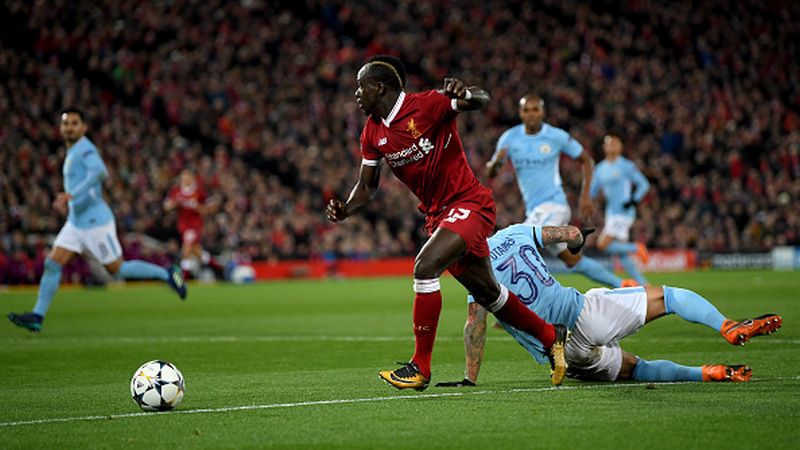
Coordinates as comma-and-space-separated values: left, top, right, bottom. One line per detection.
378, 137, 387, 146
419, 137, 434, 154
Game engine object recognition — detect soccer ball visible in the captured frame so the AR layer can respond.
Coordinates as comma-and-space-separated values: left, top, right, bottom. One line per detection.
130, 360, 185, 412
230, 264, 256, 284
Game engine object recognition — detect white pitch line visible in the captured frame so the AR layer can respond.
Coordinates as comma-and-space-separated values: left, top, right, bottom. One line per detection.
2, 376, 798, 429
0, 335, 420, 344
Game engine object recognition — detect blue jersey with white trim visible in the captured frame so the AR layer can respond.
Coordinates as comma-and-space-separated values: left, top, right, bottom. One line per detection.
494, 123, 584, 213
590, 156, 650, 218
63, 136, 114, 228
469, 224, 584, 364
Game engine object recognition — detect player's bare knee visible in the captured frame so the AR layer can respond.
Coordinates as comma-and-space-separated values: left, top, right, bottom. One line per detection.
646, 285, 664, 298
596, 235, 612, 251
616, 352, 638, 381
644, 286, 666, 322
105, 258, 123, 275
413, 256, 441, 279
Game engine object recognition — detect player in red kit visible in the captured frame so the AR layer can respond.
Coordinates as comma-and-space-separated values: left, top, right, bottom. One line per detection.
164, 169, 212, 278
327, 55, 568, 390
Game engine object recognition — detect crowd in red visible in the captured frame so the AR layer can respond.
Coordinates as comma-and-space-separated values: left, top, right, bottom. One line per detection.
1, 0, 798, 284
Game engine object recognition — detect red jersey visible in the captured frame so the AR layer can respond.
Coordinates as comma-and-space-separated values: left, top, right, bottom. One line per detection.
168, 183, 207, 231
359, 90, 492, 215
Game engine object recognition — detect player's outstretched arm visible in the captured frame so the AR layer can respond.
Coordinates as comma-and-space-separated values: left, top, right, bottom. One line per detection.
540, 226, 595, 254
53, 192, 72, 216
436, 302, 487, 387
484, 147, 508, 179
440, 77, 490, 111
326, 163, 380, 222
577, 150, 595, 219
464, 302, 489, 382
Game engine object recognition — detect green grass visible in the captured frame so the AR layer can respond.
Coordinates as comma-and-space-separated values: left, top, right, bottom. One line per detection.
1, 270, 798, 449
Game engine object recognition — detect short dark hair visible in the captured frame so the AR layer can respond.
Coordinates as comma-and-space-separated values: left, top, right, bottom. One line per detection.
61, 107, 86, 122
605, 129, 625, 143
365, 55, 406, 90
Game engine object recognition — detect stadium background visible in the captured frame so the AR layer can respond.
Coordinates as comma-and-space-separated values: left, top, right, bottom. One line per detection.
1, 0, 799, 284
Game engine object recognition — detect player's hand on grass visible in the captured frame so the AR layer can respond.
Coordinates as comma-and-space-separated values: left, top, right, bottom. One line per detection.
567, 228, 596, 255
53, 192, 72, 215
435, 378, 476, 388
326, 198, 349, 222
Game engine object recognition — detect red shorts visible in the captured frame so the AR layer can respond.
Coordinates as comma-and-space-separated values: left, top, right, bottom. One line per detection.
179, 226, 202, 246
425, 191, 496, 277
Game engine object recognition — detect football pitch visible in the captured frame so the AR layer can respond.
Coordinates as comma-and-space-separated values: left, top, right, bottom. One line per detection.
1, 270, 798, 449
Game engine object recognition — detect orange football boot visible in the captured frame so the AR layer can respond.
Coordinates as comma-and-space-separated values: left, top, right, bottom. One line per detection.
620, 279, 639, 288
702, 365, 752, 382
720, 314, 782, 346
635, 242, 650, 264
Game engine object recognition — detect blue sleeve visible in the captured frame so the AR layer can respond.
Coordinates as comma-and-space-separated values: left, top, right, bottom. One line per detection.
559, 129, 584, 159
532, 226, 544, 248
70, 191, 94, 212
494, 128, 513, 156
589, 166, 601, 199
68, 149, 108, 197
628, 162, 650, 202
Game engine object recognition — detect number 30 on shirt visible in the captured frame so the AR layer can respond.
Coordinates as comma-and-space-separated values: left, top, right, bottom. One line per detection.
497, 245, 555, 304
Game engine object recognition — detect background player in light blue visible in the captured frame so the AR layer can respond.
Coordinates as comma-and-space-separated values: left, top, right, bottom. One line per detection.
590, 132, 652, 285
485, 94, 628, 288
434, 224, 781, 387
8, 108, 187, 332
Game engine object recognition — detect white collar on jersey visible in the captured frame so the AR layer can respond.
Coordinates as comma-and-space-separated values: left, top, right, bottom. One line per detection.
382, 91, 406, 127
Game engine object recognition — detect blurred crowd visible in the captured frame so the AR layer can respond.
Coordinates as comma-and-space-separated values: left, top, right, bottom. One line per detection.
1, 0, 799, 284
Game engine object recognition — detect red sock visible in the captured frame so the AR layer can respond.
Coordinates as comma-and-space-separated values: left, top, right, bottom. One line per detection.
411, 279, 442, 378
493, 289, 555, 348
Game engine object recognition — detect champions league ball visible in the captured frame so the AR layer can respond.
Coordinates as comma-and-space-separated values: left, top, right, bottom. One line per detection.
230, 264, 256, 284
130, 360, 185, 411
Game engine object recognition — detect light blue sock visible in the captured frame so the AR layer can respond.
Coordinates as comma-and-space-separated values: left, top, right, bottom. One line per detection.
33, 258, 62, 317
619, 254, 648, 285
119, 260, 169, 281
605, 241, 637, 255
571, 256, 622, 287
664, 286, 726, 331
631, 358, 702, 382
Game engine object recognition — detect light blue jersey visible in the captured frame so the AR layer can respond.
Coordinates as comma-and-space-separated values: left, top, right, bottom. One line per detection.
494, 123, 584, 213
469, 224, 584, 364
64, 136, 113, 228
590, 156, 650, 218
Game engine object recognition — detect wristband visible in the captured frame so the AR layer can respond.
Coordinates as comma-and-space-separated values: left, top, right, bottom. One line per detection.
533, 226, 544, 248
